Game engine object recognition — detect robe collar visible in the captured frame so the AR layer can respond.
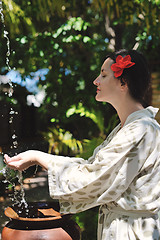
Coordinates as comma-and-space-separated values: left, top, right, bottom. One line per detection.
123, 106, 159, 127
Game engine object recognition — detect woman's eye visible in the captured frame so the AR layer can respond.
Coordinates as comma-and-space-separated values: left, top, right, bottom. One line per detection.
102, 75, 106, 78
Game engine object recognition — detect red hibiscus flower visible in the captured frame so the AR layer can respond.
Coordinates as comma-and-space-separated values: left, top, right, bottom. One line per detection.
111, 55, 135, 78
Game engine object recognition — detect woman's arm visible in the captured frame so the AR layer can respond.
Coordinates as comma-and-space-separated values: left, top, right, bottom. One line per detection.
4, 150, 54, 171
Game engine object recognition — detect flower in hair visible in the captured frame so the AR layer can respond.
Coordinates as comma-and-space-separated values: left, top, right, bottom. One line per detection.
111, 55, 135, 78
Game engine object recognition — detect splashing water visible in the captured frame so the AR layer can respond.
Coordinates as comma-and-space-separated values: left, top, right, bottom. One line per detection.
0, 1, 28, 209
0, 1, 18, 148
0, 165, 19, 204
0, 0, 11, 72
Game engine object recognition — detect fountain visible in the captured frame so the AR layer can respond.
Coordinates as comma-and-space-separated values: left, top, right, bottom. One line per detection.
2, 202, 81, 240
0, 2, 81, 239
0, 164, 81, 239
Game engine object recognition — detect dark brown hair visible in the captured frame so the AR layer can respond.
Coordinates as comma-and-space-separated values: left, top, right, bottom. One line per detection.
107, 49, 152, 107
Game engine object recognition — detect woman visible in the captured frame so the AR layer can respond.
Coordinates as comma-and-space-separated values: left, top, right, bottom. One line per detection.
4, 49, 160, 239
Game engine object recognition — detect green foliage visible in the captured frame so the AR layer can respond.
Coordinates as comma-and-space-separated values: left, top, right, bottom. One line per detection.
27, 16, 109, 138
73, 208, 98, 240
66, 103, 105, 135
42, 103, 118, 168
66, 102, 118, 140
2, 0, 35, 35
78, 137, 104, 160
42, 126, 85, 156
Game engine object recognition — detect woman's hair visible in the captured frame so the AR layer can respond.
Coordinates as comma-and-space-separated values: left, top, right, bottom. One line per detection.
107, 49, 152, 107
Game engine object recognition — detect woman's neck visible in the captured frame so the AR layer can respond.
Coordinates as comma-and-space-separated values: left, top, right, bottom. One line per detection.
115, 99, 144, 128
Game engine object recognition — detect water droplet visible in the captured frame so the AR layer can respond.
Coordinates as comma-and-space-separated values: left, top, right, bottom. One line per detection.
12, 134, 17, 139
2, 180, 7, 183
4, 30, 8, 35
10, 110, 14, 115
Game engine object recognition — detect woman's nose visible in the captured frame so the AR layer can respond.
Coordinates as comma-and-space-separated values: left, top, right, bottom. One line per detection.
93, 76, 100, 86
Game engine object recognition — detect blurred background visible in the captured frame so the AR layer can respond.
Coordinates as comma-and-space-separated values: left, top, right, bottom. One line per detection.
0, 0, 160, 239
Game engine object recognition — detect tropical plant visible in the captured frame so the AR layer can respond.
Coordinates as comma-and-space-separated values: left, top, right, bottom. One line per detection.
66, 102, 118, 139
44, 102, 118, 156
42, 125, 86, 156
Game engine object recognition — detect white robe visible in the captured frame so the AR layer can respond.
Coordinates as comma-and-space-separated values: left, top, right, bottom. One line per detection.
48, 106, 160, 239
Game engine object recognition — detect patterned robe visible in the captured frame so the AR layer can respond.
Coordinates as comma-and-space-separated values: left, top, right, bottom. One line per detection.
48, 106, 160, 239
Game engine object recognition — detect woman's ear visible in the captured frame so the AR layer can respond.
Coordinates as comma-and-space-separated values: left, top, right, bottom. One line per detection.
120, 79, 128, 92
120, 77, 126, 86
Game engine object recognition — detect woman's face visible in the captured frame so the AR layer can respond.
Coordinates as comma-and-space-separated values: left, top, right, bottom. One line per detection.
93, 57, 121, 104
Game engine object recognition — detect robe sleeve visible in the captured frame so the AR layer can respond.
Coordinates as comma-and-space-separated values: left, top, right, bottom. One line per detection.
48, 120, 153, 214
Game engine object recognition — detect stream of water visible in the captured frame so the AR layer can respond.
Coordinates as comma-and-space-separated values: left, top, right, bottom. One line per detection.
0, 0, 28, 210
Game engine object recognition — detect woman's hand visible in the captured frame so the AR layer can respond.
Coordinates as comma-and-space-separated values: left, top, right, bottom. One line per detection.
4, 150, 51, 171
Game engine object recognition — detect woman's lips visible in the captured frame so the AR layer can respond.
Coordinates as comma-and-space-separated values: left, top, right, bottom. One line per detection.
97, 88, 100, 93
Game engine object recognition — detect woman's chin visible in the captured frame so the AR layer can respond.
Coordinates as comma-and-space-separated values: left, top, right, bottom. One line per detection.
95, 95, 103, 102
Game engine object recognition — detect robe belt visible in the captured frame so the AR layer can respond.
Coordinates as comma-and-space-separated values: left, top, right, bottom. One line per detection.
100, 204, 157, 218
